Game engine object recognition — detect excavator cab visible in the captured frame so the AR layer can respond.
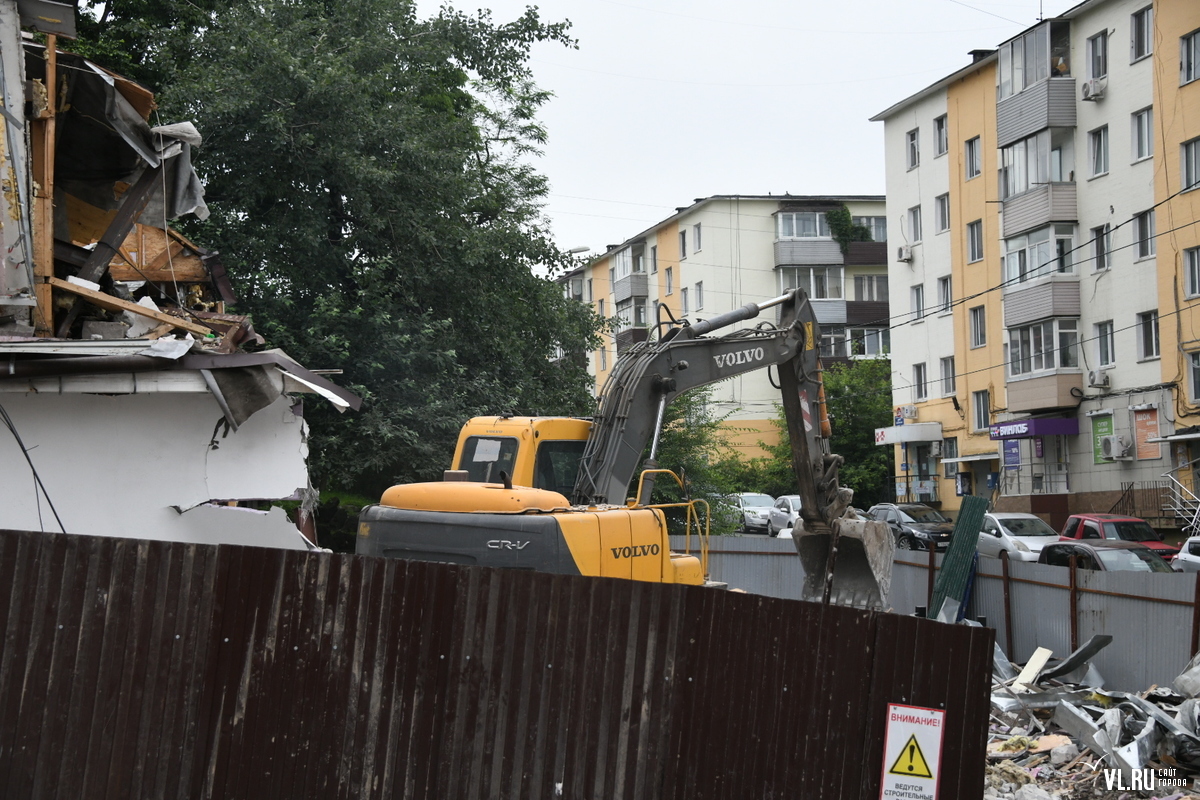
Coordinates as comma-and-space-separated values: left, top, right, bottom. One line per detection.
450, 417, 591, 495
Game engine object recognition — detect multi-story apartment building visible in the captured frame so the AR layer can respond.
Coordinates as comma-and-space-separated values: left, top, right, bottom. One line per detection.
873, 0, 1200, 530
568, 194, 888, 457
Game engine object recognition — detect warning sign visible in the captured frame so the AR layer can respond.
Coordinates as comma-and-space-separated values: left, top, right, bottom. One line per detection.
880, 704, 944, 800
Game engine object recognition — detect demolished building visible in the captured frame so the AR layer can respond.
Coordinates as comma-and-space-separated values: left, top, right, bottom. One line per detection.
0, 3, 359, 547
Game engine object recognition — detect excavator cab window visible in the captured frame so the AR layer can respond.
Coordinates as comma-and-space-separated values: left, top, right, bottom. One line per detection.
459, 436, 519, 484
533, 440, 587, 497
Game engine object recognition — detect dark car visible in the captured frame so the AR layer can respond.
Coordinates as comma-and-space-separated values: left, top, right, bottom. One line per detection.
867, 503, 954, 551
1058, 513, 1179, 558
1037, 540, 1175, 573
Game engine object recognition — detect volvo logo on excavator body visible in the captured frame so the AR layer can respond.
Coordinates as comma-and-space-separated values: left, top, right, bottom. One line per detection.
713, 347, 765, 369
611, 544, 661, 559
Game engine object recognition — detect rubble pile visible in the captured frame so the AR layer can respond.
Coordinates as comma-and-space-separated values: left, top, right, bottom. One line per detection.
983, 636, 1200, 799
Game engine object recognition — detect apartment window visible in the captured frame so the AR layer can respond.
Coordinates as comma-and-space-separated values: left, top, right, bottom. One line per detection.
821, 327, 848, 358
665, 267, 673, 295
1192, 353, 1200, 402
1096, 320, 1115, 366
965, 137, 981, 179
1188, 248, 1200, 297
694, 281, 703, 310
1138, 311, 1160, 359
609, 266, 616, 286
633, 298, 647, 327
911, 285, 925, 320
1134, 209, 1156, 258
616, 298, 632, 329
967, 220, 983, 263
681, 287, 689, 315
943, 437, 959, 478
935, 194, 950, 233
650, 245, 658, 273
1092, 224, 1111, 271
597, 298, 605, 317
781, 266, 843, 299
692, 223, 702, 252
913, 363, 928, 401
1131, 7, 1152, 61
996, 22, 1062, 99
854, 274, 888, 301
1131, 109, 1153, 162
1002, 225, 1076, 284
850, 327, 890, 357
1088, 31, 1108, 79
969, 306, 986, 348
586, 278, 593, 302
1185, 138, 1200, 191
777, 211, 830, 238
852, 216, 888, 242
599, 347, 607, 371
1089, 126, 1109, 177
1183, 29, 1200, 85
1000, 130, 1054, 199
1009, 319, 1079, 375
973, 390, 991, 432
937, 276, 952, 313
933, 115, 948, 156
679, 230, 687, 259
906, 129, 920, 169
908, 206, 922, 243
940, 356, 956, 395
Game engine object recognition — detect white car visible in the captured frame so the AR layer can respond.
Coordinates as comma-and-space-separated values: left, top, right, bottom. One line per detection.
977, 512, 1059, 561
768, 495, 802, 537
1171, 537, 1200, 572
732, 492, 775, 534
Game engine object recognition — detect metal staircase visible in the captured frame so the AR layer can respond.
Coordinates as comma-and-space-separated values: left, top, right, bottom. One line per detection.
1164, 474, 1200, 537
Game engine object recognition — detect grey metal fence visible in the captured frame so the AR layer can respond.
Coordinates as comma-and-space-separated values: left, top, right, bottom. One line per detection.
680, 534, 1200, 692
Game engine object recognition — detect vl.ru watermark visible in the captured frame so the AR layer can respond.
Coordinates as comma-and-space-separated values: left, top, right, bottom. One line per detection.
1101, 767, 1193, 792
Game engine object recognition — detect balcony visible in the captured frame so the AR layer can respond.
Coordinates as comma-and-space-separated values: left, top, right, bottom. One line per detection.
614, 326, 649, 355
996, 77, 1076, 147
1007, 372, 1083, 413
775, 239, 843, 266
1001, 182, 1076, 239
613, 272, 648, 304
1003, 275, 1080, 327
845, 241, 887, 266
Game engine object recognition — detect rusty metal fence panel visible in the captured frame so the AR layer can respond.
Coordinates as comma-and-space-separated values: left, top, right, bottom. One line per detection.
0, 530, 992, 800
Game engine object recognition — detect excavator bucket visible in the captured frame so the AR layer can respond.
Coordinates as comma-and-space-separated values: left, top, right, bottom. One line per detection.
793, 513, 894, 610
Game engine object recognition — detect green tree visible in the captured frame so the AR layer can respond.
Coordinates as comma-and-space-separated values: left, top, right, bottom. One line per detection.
820, 358, 894, 507
71, 1, 603, 496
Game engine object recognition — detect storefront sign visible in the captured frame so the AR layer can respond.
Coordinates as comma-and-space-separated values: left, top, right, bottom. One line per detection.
1135, 409, 1161, 460
1003, 440, 1020, 471
1092, 415, 1114, 465
989, 417, 1080, 440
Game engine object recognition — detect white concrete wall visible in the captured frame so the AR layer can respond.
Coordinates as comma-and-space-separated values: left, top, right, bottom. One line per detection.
0, 392, 312, 549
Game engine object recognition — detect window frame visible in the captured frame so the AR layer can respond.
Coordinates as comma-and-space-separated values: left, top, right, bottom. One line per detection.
906, 128, 920, 169
934, 115, 948, 156
937, 276, 952, 314
781, 266, 844, 299
680, 286, 689, 315
1092, 224, 1111, 271
969, 305, 987, 348
1184, 137, 1200, 192
1131, 108, 1153, 162
692, 223, 702, 252
1096, 320, 1115, 367
1183, 29, 1200, 86
965, 137, 981, 180
665, 266, 673, 295
1138, 310, 1160, 360
854, 274, 889, 302
849, 327, 890, 357
913, 362, 928, 402
1134, 209, 1156, 259
967, 220, 984, 263
694, 281, 704, 310
908, 205, 922, 243
1131, 6, 1152, 62
679, 230, 687, 259
935, 193, 950, 233
973, 389, 991, 432
911, 284, 925, 321
1089, 125, 1109, 177
940, 356, 956, 396
650, 245, 658, 273
1088, 31, 1108, 79
776, 211, 832, 239
1187, 247, 1200, 298
1008, 318, 1079, 376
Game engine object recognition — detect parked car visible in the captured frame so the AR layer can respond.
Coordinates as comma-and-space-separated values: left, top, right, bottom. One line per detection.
768, 495, 802, 537
867, 503, 954, 551
1037, 540, 1175, 573
977, 512, 1059, 561
731, 492, 775, 534
1171, 537, 1200, 572
1058, 513, 1179, 558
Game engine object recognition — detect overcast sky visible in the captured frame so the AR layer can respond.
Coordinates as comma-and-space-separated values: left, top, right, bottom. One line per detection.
417, 0, 1081, 255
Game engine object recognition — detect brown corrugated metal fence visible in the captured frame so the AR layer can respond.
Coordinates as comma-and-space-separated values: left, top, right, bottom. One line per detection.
0, 530, 992, 799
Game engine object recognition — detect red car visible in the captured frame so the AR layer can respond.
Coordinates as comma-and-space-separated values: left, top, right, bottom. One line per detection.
1059, 513, 1179, 558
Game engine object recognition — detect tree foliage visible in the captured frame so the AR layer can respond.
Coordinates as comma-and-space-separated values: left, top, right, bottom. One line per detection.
820, 358, 894, 507
71, 0, 603, 496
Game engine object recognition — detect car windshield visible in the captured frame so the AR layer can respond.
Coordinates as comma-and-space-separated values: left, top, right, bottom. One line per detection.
741, 495, 773, 508
1103, 521, 1160, 542
1095, 547, 1173, 573
897, 506, 948, 524
1001, 517, 1058, 537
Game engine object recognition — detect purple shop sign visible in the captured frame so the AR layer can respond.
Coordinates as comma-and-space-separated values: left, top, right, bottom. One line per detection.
989, 417, 1080, 440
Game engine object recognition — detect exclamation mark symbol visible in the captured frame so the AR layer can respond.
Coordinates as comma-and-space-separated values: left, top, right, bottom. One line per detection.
907, 743, 915, 772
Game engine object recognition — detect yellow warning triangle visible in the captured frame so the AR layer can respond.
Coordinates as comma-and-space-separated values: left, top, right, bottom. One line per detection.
888, 734, 934, 779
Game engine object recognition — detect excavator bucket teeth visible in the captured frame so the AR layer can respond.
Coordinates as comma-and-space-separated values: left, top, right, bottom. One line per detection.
793, 517, 894, 610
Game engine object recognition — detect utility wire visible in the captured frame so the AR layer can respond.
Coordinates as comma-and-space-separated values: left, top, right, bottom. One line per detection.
0, 400, 66, 533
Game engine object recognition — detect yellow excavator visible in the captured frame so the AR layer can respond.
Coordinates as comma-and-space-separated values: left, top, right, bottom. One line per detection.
356, 289, 893, 608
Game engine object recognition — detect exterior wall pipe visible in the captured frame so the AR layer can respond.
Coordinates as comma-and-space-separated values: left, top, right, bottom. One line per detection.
1000, 550, 1013, 656
1069, 555, 1079, 653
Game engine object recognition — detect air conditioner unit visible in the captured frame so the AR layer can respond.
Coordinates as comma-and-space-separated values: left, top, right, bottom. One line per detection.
897, 245, 913, 263
1081, 79, 1106, 101
1087, 368, 1110, 389
929, 440, 943, 457
901, 404, 918, 419
1100, 434, 1133, 460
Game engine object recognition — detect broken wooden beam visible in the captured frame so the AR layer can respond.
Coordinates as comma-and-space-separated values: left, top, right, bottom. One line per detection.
46, 277, 214, 338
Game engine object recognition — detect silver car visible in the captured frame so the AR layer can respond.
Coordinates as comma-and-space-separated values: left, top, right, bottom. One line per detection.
1171, 537, 1200, 572
977, 512, 1059, 561
733, 492, 775, 534
768, 495, 802, 537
